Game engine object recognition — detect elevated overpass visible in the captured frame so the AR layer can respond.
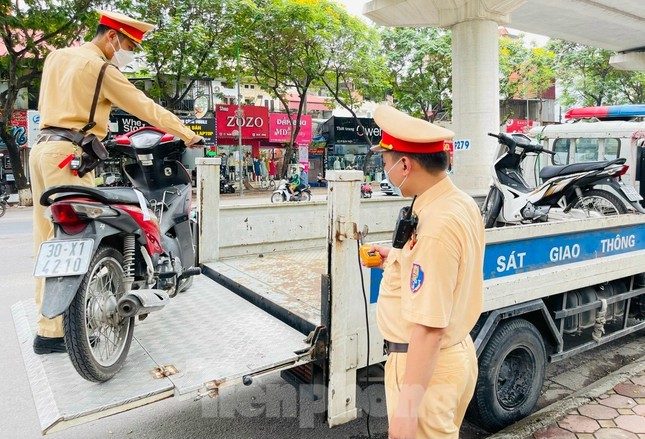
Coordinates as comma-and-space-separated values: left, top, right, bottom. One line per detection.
363, 0, 645, 195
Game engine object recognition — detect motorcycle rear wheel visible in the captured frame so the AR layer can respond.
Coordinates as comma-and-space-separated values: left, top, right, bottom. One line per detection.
64, 245, 134, 382
573, 189, 627, 217
271, 192, 285, 203
0, 202, 5, 217
299, 191, 311, 202
482, 187, 503, 229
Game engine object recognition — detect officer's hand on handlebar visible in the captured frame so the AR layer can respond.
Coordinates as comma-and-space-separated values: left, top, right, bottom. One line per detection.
186, 135, 205, 148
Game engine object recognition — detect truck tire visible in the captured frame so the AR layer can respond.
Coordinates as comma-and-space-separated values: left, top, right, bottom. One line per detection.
481, 187, 502, 229
468, 318, 546, 432
573, 189, 628, 217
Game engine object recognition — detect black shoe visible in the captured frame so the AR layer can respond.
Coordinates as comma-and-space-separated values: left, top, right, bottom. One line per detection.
33, 335, 66, 355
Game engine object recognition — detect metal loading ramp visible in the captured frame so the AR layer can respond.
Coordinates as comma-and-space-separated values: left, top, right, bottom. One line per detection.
11, 275, 311, 434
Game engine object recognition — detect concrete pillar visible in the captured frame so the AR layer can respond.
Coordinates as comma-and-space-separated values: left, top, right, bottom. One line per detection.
326, 170, 364, 427
196, 157, 220, 263
451, 19, 500, 197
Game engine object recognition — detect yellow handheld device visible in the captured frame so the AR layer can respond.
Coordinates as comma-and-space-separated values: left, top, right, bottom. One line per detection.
359, 244, 382, 268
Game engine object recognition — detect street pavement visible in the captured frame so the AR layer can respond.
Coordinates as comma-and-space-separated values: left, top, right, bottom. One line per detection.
491, 356, 645, 439
1, 194, 644, 438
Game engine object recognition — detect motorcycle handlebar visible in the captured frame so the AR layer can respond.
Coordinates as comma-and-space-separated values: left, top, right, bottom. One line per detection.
488, 132, 556, 155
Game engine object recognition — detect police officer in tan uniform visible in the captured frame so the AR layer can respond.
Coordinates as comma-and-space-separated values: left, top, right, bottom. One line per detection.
31, 10, 203, 354
369, 106, 485, 438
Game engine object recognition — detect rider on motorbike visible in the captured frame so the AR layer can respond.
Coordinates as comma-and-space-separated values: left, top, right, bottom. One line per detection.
287, 164, 306, 200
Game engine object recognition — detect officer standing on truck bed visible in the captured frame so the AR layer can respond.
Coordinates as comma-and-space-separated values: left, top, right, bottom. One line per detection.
369, 105, 485, 439
31, 9, 203, 355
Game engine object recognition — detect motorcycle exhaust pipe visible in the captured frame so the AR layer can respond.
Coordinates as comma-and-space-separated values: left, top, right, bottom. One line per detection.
117, 289, 170, 317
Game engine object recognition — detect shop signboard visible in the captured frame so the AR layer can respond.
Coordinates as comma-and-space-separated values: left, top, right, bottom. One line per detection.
27, 110, 40, 147
328, 117, 382, 145
110, 114, 150, 134
0, 110, 28, 148
506, 118, 536, 134
179, 117, 216, 145
216, 105, 268, 140
268, 113, 312, 144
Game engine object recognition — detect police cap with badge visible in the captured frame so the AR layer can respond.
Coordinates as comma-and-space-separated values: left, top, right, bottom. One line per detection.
98, 10, 155, 45
371, 105, 455, 248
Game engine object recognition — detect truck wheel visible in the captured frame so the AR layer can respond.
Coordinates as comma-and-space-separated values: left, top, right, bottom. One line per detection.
64, 245, 134, 382
468, 318, 546, 432
481, 187, 502, 228
573, 189, 627, 217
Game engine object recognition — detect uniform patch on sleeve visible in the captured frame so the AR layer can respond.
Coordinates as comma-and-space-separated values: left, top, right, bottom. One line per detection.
410, 263, 425, 293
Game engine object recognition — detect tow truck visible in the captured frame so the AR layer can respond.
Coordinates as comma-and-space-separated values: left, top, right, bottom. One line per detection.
12, 161, 645, 434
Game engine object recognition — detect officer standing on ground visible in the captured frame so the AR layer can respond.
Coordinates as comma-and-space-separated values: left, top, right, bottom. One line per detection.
369, 106, 485, 438
31, 10, 203, 355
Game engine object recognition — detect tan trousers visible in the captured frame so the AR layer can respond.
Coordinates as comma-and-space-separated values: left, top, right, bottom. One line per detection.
385, 336, 478, 439
29, 140, 94, 338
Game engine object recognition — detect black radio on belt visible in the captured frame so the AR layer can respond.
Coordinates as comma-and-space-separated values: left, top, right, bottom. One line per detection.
392, 195, 418, 249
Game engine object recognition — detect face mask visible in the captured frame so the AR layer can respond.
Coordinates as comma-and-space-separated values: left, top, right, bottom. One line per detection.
110, 37, 135, 68
384, 157, 408, 196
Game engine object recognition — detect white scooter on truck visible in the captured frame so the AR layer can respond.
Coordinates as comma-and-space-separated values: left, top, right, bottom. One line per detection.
481, 132, 644, 228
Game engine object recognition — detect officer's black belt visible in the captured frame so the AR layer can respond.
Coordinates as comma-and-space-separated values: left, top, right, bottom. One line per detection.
36, 135, 72, 144
384, 340, 409, 354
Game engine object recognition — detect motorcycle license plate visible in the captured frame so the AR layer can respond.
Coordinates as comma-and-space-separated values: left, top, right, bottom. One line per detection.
34, 239, 94, 278
620, 182, 643, 202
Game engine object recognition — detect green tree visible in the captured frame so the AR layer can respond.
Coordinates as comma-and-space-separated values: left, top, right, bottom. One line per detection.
498, 35, 529, 123
549, 40, 626, 108
525, 46, 556, 124
236, 0, 346, 177
319, 16, 388, 174
380, 27, 452, 122
0, 0, 96, 204
116, 0, 234, 111
616, 71, 645, 104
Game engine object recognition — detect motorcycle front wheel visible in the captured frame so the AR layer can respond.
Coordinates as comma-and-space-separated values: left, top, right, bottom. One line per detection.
64, 245, 134, 382
573, 189, 627, 217
271, 192, 285, 203
481, 187, 503, 229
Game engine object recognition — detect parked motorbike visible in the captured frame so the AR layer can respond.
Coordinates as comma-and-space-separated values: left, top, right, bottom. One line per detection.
0, 191, 8, 217
220, 175, 235, 194
35, 127, 201, 382
361, 182, 372, 198
482, 132, 645, 228
271, 179, 312, 202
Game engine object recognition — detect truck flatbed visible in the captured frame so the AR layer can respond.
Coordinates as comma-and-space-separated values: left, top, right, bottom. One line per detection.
12, 275, 311, 434
203, 247, 327, 327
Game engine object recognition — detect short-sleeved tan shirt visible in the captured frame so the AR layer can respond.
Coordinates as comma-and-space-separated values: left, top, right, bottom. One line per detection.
376, 176, 485, 349
38, 42, 195, 142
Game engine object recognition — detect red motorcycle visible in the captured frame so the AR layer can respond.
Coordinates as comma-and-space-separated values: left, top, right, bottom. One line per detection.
361, 182, 373, 198
35, 127, 201, 382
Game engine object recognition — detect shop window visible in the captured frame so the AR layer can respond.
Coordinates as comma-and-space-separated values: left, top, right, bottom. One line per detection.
574, 138, 599, 162
604, 138, 620, 160
553, 138, 571, 165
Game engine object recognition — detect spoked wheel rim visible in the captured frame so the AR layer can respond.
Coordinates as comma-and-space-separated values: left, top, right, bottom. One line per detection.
496, 347, 535, 410
84, 257, 130, 367
574, 195, 621, 217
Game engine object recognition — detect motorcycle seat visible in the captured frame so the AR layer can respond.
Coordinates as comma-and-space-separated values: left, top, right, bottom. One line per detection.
539, 158, 626, 180
41, 185, 148, 207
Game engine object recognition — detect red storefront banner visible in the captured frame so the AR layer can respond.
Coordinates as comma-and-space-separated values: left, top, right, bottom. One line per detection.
505, 118, 536, 134
269, 113, 312, 144
216, 105, 269, 140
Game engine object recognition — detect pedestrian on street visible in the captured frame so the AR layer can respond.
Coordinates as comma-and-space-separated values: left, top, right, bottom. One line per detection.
31, 10, 203, 355
369, 105, 485, 438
